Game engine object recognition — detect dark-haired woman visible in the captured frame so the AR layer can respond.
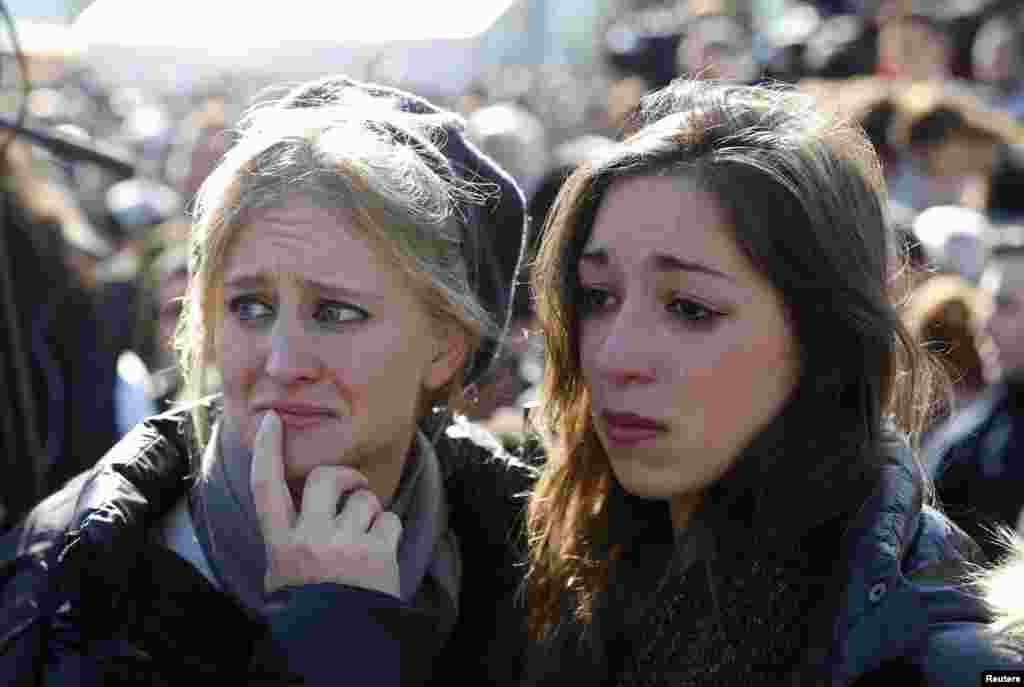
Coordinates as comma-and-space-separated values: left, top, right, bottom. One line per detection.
522, 79, 1022, 685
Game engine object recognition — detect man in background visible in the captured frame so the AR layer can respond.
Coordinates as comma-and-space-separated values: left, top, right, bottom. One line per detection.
927, 234, 1024, 561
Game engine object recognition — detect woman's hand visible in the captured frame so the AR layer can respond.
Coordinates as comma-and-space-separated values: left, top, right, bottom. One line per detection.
250, 411, 402, 598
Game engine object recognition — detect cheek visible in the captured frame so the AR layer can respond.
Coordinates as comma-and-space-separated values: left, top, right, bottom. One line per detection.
1005, 319, 1024, 348
217, 325, 256, 383
328, 326, 432, 404
690, 328, 797, 435
989, 315, 1011, 342
578, 321, 603, 381
216, 326, 263, 421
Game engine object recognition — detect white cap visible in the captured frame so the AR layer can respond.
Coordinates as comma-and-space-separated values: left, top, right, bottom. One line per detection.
913, 204, 990, 282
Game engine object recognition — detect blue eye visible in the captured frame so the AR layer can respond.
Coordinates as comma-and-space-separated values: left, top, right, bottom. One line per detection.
228, 296, 273, 321
668, 298, 721, 326
315, 301, 369, 325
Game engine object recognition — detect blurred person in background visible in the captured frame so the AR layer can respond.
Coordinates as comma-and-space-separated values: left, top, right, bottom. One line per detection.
926, 232, 1024, 562
144, 238, 190, 411
911, 204, 990, 284
988, 142, 1024, 225
602, 5, 688, 93
886, 85, 1021, 213
85, 177, 185, 435
173, 95, 233, 208
799, 11, 880, 79
466, 101, 549, 200
603, 75, 649, 135
0, 75, 536, 686
0, 140, 119, 532
904, 273, 990, 426
676, 13, 760, 84
95, 176, 183, 362
876, 9, 955, 82
971, 11, 1024, 120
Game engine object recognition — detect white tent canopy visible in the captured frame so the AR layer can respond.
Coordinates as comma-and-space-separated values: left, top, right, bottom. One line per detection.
71, 0, 520, 95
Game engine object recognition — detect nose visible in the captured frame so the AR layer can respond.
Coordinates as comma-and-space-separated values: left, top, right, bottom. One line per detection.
589, 299, 657, 387
265, 317, 321, 385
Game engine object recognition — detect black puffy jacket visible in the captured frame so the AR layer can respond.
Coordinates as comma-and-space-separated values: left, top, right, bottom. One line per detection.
0, 403, 538, 686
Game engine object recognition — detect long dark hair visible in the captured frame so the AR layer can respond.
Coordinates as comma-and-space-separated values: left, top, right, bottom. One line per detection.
525, 79, 946, 641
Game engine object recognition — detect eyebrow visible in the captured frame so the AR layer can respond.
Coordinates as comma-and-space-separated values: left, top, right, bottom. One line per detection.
579, 248, 736, 285
223, 273, 380, 301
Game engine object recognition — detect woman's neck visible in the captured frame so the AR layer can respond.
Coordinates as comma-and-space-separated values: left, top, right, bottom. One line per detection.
669, 491, 702, 534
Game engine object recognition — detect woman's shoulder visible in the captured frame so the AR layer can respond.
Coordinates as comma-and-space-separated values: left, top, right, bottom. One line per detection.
821, 442, 1023, 682
429, 411, 541, 495
869, 507, 1024, 683
962, 528, 1024, 653
905, 526, 1024, 685
3, 403, 198, 565
426, 412, 540, 555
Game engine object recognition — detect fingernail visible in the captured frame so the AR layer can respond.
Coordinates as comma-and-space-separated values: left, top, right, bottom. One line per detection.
260, 410, 279, 432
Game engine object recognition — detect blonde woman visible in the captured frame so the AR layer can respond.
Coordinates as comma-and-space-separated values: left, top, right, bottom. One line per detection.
0, 78, 535, 686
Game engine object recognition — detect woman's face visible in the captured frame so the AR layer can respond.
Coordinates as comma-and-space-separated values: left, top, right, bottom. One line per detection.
982, 255, 1024, 378
879, 18, 950, 81
214, 194, 465, 503
577, 175, 800, 525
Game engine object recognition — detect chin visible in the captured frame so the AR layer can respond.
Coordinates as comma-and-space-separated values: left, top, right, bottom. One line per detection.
283, 434, 350, 478
608, 451, 719, 504
609, 461, 677, 501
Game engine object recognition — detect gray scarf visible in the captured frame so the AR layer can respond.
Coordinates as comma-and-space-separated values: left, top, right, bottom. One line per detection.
190, 419, 461, 636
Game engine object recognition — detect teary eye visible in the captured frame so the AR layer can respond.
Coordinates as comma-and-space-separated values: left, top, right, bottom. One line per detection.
667, 298, 723, 327
228, 295, 273, 321
315, 301, 369, 325
578, 287, 616, 314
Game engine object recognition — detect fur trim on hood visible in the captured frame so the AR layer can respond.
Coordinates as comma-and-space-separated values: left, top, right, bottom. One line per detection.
970, 524, 1024, 637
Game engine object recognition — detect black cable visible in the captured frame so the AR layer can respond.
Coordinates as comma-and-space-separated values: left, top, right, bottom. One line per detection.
0, 0, 31, 157
0, 113, 134, 178
0, 0, 43, 526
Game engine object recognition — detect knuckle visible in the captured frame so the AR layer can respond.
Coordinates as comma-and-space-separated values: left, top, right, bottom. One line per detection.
335, 465, 369, 485
354, 489, 381, 512
251, 478, 273, 503
307, 465, 336, 485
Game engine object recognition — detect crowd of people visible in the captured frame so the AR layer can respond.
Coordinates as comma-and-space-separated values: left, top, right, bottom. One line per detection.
2, 0, 1024, 683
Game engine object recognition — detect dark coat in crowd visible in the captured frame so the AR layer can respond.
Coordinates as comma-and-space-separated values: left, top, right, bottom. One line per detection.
926, 381, 1024, 562
524, 435, 1021, 686
0, 404, 536, 687
0, 191, 119, 530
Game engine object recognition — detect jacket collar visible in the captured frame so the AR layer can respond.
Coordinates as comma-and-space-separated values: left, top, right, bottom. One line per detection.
828, 433, 987, 684
55, 405, 200, 589
829, 433, 927, 683
923, 383, 1008, 478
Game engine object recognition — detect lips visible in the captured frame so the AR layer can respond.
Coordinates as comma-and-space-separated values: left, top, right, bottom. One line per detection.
256, 403, 337, 430
600, 410, 668, 446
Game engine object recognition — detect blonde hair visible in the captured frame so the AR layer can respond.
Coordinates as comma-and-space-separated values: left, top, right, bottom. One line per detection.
175, 94, 499, 449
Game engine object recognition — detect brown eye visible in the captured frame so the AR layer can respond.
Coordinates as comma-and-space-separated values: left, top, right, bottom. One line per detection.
667, 298, 721, 326
578, 287, 614, 314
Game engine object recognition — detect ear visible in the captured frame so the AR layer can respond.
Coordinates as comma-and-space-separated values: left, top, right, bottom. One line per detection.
424, 323, 469, 392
